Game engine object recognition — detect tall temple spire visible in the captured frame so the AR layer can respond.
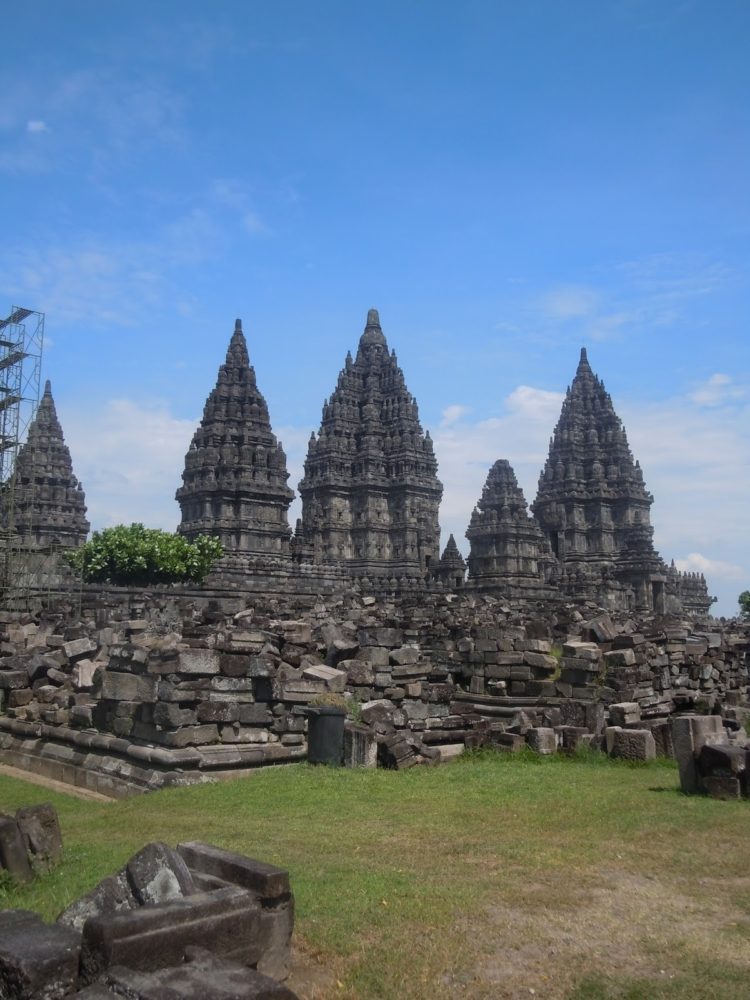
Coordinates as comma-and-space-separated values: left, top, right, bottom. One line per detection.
176, 318, 293, 557
296, 308, 442, 577
532, 347, 666, 611
1, 380, 89, 549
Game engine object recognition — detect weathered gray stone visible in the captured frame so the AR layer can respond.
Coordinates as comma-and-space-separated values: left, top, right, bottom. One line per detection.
0, 909, 81, 1000
609, 702, 641, 726
79, 887, 262, 986
126, 842, 195, 907
0, 814, 33, 882
101, 947, 298, 998
525, 727, 556, 755
608, 728, 656, 762
58, 871, 137, 932
15, 803, 63, 871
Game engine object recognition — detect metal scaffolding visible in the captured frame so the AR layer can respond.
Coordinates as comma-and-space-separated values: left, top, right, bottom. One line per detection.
0, 306, 44, 607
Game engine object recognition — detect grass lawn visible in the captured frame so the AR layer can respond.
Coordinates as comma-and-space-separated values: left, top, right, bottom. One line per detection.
2, 750, 749, 999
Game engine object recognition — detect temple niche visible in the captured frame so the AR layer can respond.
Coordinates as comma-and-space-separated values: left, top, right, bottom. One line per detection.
1, 380, 89, 550
295, 309, 443, 579
466, 459, 556, 599
176, 319, 294, 558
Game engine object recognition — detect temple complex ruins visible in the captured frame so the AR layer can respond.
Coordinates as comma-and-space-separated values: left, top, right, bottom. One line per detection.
0, 310, 714, 616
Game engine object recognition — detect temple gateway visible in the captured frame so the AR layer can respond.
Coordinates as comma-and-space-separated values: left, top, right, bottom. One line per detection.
3, 310, 714, 616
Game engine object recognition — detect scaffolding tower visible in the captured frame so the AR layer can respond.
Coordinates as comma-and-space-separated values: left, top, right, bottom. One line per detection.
0, 306, 44, 607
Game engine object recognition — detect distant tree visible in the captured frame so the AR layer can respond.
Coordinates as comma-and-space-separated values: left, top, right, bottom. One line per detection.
739, 591, 750, 621
68, 523, 223, 587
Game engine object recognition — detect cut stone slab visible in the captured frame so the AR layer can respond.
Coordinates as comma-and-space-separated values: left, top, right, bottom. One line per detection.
0, 813, 33, 882
16, 802, 63, 871
609, 702, 641, 726
526, 727, 557, 755
0, 908, 81, 1000
79, 887, 262, 987
608, 728, 656, 762
301, 663, 346, 692
100, 946, 299, 998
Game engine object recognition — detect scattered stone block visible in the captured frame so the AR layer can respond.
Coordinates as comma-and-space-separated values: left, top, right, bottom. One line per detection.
608, 728, 656, 762
16, 803, 63, 871
0, 909, 81, 1000
0, 814, 33, 882
99, 947, 299, 999
343, 722, 378, 767
301, 663, 346, 692
672, 715, 727, 794
609, 702, 641, 726
526, 727, 556, 755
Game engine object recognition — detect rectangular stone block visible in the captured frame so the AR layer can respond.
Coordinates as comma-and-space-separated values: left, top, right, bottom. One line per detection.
609, 702, 641, 726
80, 887, 262, 986
0, 909, 81, 999
608, 728, 656, 762
525, 727, 556, 755
62, 636, 97, 662
101, 671, 156, 703
179, 649, 221, 675
197, 702, 240, 724
177, 842, 290, 900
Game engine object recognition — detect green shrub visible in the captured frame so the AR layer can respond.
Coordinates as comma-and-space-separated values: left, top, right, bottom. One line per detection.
67, 523, 223, 587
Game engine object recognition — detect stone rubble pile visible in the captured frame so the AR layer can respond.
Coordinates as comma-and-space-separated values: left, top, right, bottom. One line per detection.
0, 592, 747, 793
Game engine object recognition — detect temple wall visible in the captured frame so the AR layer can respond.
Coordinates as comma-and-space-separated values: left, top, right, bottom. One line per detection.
0, 585, 748, 795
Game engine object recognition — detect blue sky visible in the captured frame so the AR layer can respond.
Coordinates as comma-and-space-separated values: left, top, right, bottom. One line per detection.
1, 1, 748, 615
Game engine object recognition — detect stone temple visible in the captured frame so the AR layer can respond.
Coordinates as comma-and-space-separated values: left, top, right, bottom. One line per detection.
0, 311, 714, 616
1, 380, 89, 550
176, 319, 294, 559
465, 347, 713, 614
294, 309, 443, 579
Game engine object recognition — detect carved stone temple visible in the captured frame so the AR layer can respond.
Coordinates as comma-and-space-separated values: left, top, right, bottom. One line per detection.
2, 311, 714, 618
465, 347, 714, 614
1, 380, 89, 549
466, 459, 556, 599
176, 319, 294, 558
294, 309, 443, 579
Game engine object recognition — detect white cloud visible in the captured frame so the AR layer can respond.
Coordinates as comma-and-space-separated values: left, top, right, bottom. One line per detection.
689, 373, 747, 407
543, 286, 598, 320
26, 119, 49, 133
674, 553, 744, 581
505, 385, 564, 420
61, 398, 197, 531
440, 404, 469, 427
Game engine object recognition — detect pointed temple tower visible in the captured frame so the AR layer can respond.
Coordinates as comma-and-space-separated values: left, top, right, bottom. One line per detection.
531, 348, 667, 611
466, 459, 556, 598
5, 380, 89, 548
433, 533, 467, 589
296, 309, 443, 578
176, 319, 294, 557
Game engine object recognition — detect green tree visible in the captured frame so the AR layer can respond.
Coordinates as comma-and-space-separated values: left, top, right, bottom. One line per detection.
68, 523, 223, 586
739, 591, 750, 621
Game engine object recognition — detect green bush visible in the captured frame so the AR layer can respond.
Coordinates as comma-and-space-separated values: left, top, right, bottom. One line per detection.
67, 523, 223, 587
738, 590, 750, 621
